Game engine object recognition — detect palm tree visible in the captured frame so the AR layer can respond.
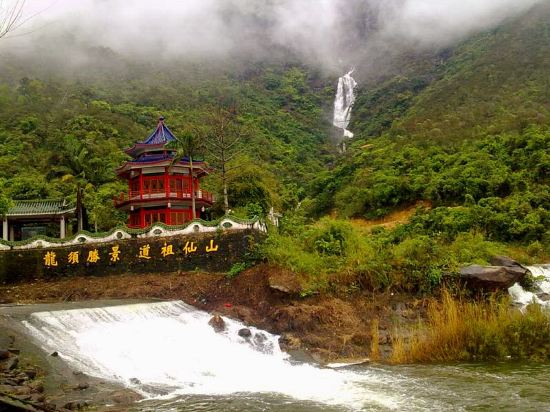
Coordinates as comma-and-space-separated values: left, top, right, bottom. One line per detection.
167, 127, 205, 220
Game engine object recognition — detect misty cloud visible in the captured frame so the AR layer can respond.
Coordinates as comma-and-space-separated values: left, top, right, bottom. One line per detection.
376, 0, 544, 47
2, 0, 546, 73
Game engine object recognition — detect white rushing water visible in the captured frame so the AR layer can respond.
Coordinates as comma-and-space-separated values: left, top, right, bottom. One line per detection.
333, 69, 357, 141
22, 301, 400, 410
508, 265, 550, 307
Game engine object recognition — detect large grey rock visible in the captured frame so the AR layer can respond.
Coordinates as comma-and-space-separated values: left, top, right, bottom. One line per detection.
238, 328, 252, 338
268, 269, 302, 295
490, 256, 523, 268
5, 356, 18, 371
459, 265, 528, 290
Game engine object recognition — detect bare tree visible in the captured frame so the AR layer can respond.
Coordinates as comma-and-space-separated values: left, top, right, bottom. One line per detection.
0, 0, 26, 40
205, 106, 244, 214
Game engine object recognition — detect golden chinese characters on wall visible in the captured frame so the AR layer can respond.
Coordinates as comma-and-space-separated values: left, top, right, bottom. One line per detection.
42, 239, 220, 267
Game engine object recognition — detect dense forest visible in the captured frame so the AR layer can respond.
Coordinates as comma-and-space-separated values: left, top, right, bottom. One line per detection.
0, 1, 548, 290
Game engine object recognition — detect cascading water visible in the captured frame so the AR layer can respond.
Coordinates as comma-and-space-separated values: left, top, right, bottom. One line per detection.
21, 301, 399, 410
508, 265, 550, 307
333, 69, 357, 142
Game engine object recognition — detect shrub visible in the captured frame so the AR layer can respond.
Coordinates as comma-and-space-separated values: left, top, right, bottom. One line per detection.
226, 262, 247, 279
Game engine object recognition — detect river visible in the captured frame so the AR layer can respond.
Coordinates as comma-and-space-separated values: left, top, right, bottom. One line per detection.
7, 300, 550, 411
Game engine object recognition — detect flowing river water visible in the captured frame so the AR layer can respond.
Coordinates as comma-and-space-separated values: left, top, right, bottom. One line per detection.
13, 299, 550, 411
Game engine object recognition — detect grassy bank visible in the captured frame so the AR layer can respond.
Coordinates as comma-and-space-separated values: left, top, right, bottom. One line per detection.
261, 216, 549, 295
390, 291, 550, 363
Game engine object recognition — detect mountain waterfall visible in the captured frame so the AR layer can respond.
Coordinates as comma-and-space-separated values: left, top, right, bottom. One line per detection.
333, 69, 357, 142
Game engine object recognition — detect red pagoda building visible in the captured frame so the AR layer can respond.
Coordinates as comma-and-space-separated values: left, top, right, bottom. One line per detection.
114, 117, 213, 228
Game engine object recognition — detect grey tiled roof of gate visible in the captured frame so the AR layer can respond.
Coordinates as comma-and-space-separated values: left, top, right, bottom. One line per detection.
7, 199, 76, 217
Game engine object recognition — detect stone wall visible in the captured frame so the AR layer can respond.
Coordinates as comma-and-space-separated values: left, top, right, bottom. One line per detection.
0, 229, 262, 284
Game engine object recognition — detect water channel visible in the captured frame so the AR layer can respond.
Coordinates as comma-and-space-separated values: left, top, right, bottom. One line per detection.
5, 300, 547, 411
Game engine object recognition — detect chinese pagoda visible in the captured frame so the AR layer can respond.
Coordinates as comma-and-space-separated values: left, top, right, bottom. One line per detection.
114, 117, 213, 228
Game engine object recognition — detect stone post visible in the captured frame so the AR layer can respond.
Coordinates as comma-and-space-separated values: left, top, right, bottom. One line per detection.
2, 218, 7, 241
60, 216, 66, 239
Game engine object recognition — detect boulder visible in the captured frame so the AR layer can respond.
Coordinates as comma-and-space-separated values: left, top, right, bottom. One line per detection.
23, 369, 36, 380
278, 333, 301, 350
490, 256, 523, 268
74, 382, 89, 390
459, 265, 528, 290
64, 400, 89, 410
28, 380, 44, 393
268, 268, 302, 295
208, 315, 226, 332
253, 332, 267, 345
5, 356, 18, 371
111, 389, 143, 404
0, 350, 9, 360
238, 328, 252, 338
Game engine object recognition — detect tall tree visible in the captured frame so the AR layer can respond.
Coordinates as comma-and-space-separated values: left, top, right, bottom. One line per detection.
0, 0, 25, 40
53, 134, 111, 231
205, 106, 244, 214
0, 192, 12, 218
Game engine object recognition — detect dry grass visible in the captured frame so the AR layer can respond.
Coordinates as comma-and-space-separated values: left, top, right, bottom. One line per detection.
390, 290, 550, 363
369, 318, 380, 361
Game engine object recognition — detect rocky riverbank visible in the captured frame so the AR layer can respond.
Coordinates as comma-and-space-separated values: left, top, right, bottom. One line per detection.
0, 301, 150, 411
0, 265, 428, 363
0, 347, 53, 411
0, 262, 547, 410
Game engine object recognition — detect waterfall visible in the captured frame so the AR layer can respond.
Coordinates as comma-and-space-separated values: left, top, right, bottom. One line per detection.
508, 265, 550, 307
21, 300, 399, 409
333, 69, 357, 141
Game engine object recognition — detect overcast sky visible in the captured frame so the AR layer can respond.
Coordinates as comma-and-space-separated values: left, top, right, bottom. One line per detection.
3, 0, 546, 73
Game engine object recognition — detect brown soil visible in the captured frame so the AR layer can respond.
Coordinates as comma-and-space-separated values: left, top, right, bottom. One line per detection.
0, 265, 427, 363
351, 201, 432, 231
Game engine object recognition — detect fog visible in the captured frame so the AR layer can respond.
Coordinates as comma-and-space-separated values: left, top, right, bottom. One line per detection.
1, 0, 546, 73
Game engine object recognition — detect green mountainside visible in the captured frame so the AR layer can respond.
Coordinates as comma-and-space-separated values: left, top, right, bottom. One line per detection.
0, 3, 548, 251
308, 3, 550, 245
0, 60, 335, 229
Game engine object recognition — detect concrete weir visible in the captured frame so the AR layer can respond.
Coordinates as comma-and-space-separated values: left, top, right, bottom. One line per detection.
0, 300, 151, 409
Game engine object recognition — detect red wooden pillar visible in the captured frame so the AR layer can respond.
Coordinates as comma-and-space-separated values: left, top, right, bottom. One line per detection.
164, 167, 169, 197
140, 208, 145, 228
139, 172, 144, 200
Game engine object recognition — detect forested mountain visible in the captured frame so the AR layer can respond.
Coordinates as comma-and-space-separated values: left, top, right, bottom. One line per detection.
308, 2, 549, 243
0, 1, 548, 246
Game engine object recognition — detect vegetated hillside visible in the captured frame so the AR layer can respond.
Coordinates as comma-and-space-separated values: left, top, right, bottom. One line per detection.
0, 57, 336, 230
351, 2, 550, 142
306, 3, 550, 246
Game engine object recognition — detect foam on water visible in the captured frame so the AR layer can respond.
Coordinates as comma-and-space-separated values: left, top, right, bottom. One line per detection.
508, 265, 550, 308
22, 301, 400, 410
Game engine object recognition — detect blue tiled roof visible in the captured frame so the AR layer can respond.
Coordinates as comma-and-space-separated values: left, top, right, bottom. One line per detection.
142, 117, 177, 145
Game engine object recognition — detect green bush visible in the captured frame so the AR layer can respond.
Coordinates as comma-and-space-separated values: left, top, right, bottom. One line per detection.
226, 262, 247, 279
